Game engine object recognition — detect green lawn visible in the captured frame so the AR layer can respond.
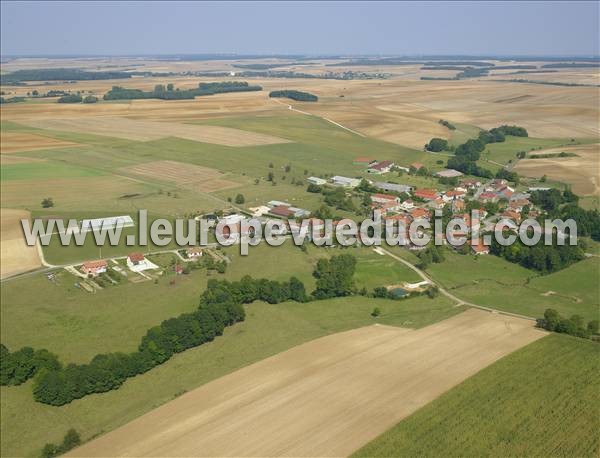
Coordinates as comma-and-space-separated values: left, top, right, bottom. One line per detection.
425, 250, 599, 321
1, 162, 104, 181
0, 293, 459, 458
354, 334, 599, 457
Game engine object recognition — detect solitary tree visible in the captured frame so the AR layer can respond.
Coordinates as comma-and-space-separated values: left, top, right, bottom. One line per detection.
41, 197, 54, 208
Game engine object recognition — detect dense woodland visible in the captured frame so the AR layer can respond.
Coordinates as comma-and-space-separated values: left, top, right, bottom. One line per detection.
103, 81, 262, 101
269, 90, 318, 102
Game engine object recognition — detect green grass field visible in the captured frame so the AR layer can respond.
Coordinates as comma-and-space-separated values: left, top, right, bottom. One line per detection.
425, 250, 599, 321
354, 334, 599, 457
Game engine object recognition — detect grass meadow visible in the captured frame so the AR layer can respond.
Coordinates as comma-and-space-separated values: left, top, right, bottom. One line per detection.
354, 334, 599, 457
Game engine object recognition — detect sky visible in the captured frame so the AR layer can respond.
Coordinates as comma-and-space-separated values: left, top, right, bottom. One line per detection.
1, 1, 598, 57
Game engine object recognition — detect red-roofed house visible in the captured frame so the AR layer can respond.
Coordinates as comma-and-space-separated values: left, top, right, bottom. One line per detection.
501, 210, 522, 224
471, 240, 490, 255
127, 252, 154, 271
428, 197, 446, 210
187, 247, 203, 259
80, 260, 107, 276
410, 162, 425, 171
367, 160, 395, 174
479, 192, 498, 202
414, 188, 439, 200
411, 207, 431, 220
270, 205, 295, 218
371, 193, 400, 204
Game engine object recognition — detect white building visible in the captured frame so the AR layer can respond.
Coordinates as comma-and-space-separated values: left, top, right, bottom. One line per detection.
307, 176, 327, 186
331, 176, 361, 188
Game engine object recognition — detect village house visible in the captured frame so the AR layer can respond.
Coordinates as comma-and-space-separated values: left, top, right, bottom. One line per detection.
451, 199, 466, 213
372, 200, 402, 214
509, 198, 531, 212
501, 210, 522, 224
459, 178, 482, 190
400, 199, 415, 211
307, 176, 327, 186
471, 240, 490, 255
187, 247, 203, 259
414, 188, 439, 201
410, 207, 431, 221
80, 260, 108, 276
371, 193, 401, 205
127, 252, 154, 272
367, 160, 395, 174
479, 192, 498, 203
331, 176, 361, 188
428, 197, 446, 210
443, 189, 466, 202
270, 205, 296, 218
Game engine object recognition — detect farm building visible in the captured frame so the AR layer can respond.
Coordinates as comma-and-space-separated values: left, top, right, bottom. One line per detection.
270, 205, 296, 218
80, 260, 108, 276
331, 176, 361, 188
367, 160, 395, 174
435, 169, 464, 178
80, 215, 134, 233
460, 178, 482, 189
307, 177, 327, 186
374, 182, 414, 194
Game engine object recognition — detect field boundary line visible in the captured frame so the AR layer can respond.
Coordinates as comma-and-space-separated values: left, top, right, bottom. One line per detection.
271, 98, 366, 137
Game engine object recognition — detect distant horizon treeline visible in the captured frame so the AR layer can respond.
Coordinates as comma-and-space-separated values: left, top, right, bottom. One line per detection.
103, 81, 262, 101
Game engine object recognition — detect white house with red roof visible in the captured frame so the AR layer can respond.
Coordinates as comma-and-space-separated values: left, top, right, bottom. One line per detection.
367, 160, 395, 174
80, 260, 108, 276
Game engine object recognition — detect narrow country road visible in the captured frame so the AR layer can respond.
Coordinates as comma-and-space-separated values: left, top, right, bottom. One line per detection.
378, 247, 537, 321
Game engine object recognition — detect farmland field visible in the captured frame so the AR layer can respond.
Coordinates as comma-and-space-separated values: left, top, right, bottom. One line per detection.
66, 309, 544, 457
0, 290, 460, 457
1, 46, 599, 458
355, 334, 600, 457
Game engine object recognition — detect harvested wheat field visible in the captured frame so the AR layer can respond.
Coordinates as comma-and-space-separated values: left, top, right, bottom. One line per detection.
515, 143, 600, 195
20, 116, 291, 146
0, 131, 78, 154
0, 209, 42, 279
121, 160, 240, 192
68, 309, 544, 458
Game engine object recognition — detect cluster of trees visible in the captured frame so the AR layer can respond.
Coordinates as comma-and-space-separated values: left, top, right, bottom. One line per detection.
268, 90, 318, 102
529, 189, 579, 212
41, 429, 81, 458
558, 205, 600, 242
57, 94, 83, 103
83, 95, 98, 103
425, 138, 448, 152
417, 245, 445, 269
103, 82, 262, 101
1, 68, 132, 83
312, 254, 357, 299
323, 187, 356, 212
539, 309, 599, 339
489, 236, 585, 273
438, 119, 456, 130
0, 96, 26, 104
0, 345, 60, 386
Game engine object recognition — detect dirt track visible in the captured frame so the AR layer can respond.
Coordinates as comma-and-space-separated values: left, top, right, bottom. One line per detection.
69, 309, 544, 457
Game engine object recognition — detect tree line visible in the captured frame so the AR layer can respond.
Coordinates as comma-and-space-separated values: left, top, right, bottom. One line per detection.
1, 68, 132, 84
103, 81, 262, 101
269, 90, 318, 102
2, 254, 359, 406
539, 309, 598, 340
445, 125, 528, 179
489, 235, 585, 273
